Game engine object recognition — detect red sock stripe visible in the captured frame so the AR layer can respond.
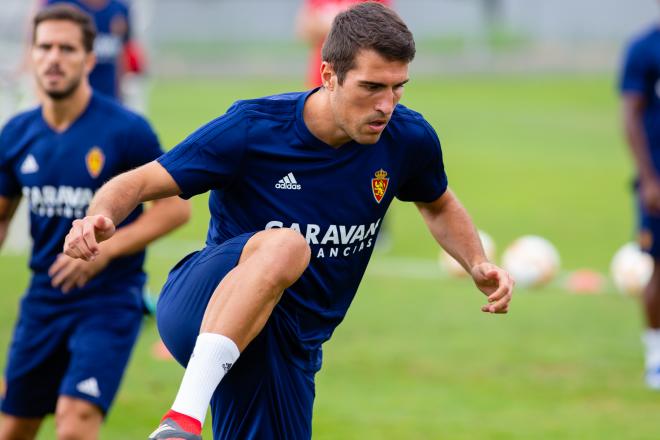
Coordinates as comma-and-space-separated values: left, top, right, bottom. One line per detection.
162, 409, 202, 435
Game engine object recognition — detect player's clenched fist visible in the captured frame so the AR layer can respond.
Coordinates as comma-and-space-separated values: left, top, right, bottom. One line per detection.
64, 215, 116, 261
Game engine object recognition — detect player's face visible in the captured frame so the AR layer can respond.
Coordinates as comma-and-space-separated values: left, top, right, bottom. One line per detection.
32, 20, 94, 100
328, 49, 409, 145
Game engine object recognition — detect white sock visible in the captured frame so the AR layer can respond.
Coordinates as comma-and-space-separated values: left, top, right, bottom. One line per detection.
171, 333, 240, 424
643, 328, 660, 369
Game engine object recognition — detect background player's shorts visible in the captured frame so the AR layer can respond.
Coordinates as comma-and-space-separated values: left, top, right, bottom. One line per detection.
638, 196, 660, 258
2, 290, 143, 416
157, 233, 316, 439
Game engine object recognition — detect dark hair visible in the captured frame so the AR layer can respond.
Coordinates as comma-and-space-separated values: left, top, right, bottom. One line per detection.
321, 2, 415, 84
33, 4, 96, 52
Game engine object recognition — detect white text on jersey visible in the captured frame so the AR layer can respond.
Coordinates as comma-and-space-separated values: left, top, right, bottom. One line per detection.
22, 185, 93, 219
265, 218, 382, 258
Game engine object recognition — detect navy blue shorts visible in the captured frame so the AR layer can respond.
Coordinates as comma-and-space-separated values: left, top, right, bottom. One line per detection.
2, 291, 143, 417
638, 197, 660, 258
157, 233, 316, 440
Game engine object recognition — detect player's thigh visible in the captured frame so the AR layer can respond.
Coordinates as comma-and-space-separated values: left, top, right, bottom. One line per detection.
54, 396, 102, 440
210, 310, 315, 440
59, 301, 142, 414
156, 233, 256, 366
0, 413, 43, 440
2, 299, 70, 418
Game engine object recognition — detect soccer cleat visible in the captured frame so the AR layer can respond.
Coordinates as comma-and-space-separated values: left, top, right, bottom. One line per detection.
148, 418, 202, 440
646, 365, 660, 391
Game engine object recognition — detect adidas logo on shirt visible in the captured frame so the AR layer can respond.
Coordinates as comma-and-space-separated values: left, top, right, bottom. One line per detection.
275, 172, 301, 190
76, 377, 101, 398
20, 154, 39, 174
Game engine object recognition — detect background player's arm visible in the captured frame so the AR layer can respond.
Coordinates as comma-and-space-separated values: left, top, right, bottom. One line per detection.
0, 195, 21, 248
416, 189, 513, 313
64, 160, 185, 261
622, 92, 660, 213
52, 162, 189, 291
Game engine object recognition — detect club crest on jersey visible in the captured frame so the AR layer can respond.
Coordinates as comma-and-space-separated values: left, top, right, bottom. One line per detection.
371, 169, 389, 204
85, 147, 105, 178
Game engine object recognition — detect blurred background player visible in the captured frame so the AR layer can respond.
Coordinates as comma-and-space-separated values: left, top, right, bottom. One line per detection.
620, 20, 660, 390
0, 5, 189, 439
42, 0, 148, 106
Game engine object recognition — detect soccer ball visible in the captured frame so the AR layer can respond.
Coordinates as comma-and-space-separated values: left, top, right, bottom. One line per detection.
439, 230, 496, 277
501, 235, 560, 288
610, 242, 653, 295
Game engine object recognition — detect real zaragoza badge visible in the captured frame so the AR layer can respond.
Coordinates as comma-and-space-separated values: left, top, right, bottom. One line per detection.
371, 169, 389, 204
86, 146, 105, 178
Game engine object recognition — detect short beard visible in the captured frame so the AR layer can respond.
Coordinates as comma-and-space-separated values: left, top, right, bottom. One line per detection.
43, 78, 80, 101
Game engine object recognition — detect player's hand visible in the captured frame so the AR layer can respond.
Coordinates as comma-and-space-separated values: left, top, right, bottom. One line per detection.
63, 215, 116, 261
470, 262, 514, 314
640, 177, 660, 215
48, 252, 111, 293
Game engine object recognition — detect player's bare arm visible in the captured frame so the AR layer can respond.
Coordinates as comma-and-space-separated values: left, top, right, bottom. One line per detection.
416, 189, 514, 314
623, 93, 660, 214
64, 160, 183, 261
0, 195, 21, 248
52, 194, 190, 292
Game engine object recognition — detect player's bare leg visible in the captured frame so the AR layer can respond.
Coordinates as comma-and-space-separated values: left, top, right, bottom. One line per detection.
150, 229, 311, 439
0, 414, 42, 440
642, 260, 660, 390
54, 397, 103, 440
200, 228, 311, 349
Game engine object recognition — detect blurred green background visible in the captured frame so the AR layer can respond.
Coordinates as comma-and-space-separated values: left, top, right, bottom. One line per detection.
2, 74, 659, 439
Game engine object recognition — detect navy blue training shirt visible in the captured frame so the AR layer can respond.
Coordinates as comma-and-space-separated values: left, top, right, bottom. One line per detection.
0, 93, 162, 297
158, 89, 448, 356
620, 26, 660, 169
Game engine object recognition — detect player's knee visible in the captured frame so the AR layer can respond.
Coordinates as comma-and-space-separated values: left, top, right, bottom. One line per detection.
257, 229, 311, 285
54, 406, 99, 440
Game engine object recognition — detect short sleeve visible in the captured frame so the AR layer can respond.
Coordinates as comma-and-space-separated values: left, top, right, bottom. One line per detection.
157, 111, 247, 199
0, 127, 21, 198
620, 39, 650, 95
396, 121, 448, 203
121, 116, 163, 170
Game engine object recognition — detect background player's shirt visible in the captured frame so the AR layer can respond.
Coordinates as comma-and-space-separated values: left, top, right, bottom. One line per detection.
158, 89, 447, 368
620, 26, 660, 171
0, 93, 162, 298
46, 0, 131, 99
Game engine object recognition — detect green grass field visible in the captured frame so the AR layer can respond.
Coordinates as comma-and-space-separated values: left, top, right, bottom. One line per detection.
2, 74, 659, 439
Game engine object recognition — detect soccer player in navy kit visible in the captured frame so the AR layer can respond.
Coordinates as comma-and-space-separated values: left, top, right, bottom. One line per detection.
621, 23, 660, 390
65, 3, 515, 439
0, 5, 189, 439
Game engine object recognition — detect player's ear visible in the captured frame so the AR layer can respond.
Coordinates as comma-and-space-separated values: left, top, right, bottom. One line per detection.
320, 61, 335, 91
